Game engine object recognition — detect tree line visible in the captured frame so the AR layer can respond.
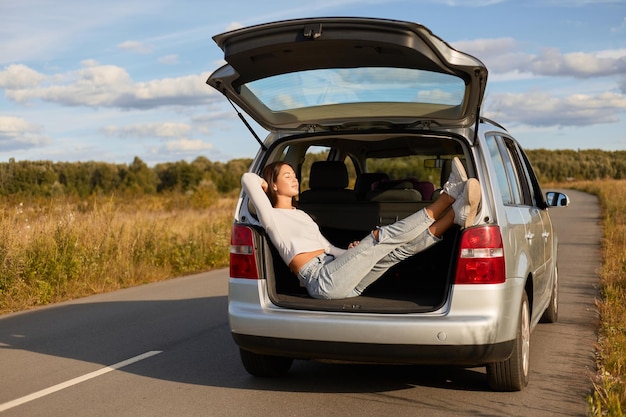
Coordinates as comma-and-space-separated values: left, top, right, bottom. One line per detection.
525, 149, 626, 183
0, 156, 252, 198
0, 149, 624, 198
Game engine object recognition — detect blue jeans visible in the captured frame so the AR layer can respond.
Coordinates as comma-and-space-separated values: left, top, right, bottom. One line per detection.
297, 209, 441, 299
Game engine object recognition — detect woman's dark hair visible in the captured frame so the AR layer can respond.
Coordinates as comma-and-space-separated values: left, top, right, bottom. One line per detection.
262, 161, 297, 207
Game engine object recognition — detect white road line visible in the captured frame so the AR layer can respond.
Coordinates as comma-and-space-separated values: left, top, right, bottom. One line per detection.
0, 350, 163, 413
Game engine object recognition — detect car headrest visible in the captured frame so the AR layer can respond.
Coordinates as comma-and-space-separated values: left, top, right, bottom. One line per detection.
308, 161, 349, 190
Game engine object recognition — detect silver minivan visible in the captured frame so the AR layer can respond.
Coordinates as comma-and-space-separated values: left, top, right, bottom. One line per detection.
207, 17, 569, 391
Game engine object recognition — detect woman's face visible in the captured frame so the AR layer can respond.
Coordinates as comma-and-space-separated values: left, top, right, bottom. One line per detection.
273, 164, 299, 198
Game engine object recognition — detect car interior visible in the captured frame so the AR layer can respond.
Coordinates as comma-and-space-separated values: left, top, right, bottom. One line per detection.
252, 133, 469, 313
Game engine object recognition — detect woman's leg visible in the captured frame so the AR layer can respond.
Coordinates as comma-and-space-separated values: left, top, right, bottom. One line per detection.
350, 179, 479, 296
372, 193, 454, 242
352, 209, 454, 295
300, 208, 435, 299
305, 198, 458, 299
300, 158, 475, 299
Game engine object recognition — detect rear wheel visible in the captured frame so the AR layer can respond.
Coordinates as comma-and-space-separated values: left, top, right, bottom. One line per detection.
540, 264, 559, 323
239, 348, 293, 377
487, 292, 530, 391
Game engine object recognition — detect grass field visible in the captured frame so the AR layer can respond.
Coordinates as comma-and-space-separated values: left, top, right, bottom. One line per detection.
567, 180, 626, 417
1, 181, 624, 415
0, 193, 235, 313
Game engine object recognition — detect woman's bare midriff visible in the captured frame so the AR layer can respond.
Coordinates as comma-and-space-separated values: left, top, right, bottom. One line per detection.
288, 249, 325, 275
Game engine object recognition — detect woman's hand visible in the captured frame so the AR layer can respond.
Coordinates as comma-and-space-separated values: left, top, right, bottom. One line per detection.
348, 240, 360, 249
261, 179, 268, 193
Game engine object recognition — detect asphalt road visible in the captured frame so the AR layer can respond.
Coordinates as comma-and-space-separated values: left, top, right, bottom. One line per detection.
0, 189, 601, 417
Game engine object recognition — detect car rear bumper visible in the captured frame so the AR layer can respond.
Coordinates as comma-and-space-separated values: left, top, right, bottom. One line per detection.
233, 333, 515, 366
228, 278, 525, 365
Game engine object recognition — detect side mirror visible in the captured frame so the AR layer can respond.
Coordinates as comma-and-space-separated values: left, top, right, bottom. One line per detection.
545, 191, 570, 207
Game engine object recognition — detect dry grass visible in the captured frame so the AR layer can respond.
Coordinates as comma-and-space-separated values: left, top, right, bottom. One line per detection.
0, 193, 236, 314
563, 180, 626, 416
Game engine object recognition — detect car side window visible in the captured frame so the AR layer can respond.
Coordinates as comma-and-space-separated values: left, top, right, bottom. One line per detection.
515, 142, 549, 209
499, 139, 525, 205
485, 135, 514, 205
502, 137, 534, 206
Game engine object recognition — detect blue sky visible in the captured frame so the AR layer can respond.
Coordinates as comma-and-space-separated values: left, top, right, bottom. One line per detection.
1, 0, 625, 165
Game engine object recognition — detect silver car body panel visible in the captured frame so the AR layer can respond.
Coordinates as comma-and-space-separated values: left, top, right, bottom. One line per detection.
228, 276, 524, 364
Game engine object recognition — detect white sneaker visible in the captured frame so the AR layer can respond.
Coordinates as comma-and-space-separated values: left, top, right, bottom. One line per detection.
442, 157, 468, 200
452, 178, 481, 228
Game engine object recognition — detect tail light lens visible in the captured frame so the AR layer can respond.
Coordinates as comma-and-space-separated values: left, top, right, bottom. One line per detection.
455, 225, 505, 284
230, 225, 260, 279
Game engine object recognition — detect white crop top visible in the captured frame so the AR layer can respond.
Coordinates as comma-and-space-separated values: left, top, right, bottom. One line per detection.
241, 173, 346, 265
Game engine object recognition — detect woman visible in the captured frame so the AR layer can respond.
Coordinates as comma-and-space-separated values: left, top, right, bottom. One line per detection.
241, 158, 480, 300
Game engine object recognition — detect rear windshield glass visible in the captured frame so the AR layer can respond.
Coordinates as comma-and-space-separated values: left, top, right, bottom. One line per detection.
244, 67, 465, 111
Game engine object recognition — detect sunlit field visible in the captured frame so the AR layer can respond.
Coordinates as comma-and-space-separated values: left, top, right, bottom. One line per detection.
0, 194, 236, 314
564, 180, 626, 417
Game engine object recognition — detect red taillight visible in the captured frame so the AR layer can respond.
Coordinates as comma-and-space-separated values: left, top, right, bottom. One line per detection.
455, 226, 505, 284
230, 225, 260, 279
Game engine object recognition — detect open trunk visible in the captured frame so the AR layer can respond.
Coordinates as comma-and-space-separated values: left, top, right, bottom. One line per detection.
262, 223, 461, 314
235, 133, 471, 314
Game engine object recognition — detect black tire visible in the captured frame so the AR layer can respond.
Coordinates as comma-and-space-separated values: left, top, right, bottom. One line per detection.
487, 292, 530, 391
239, 348, 293, 377
540, 265, 559, 323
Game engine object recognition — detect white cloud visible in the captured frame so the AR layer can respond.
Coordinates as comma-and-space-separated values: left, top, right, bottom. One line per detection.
596, 49, 626, 59
5, 63, 132, 106
226, 22, 245, 32
488, 71, 536, 82
0, 115, 51, 151
528, 48, 626, 78
485, 91, 626, 127
102, 122, 192, 138
454, 38, 626, 79
102, 122, 215, 161
1, 62, 216, 109
117, 40, 153, 54
453, 38, 519, 56
133, 76, 205, 103
0, 64, 46, 88
164, 138, 214, 152
158, 54, 180, 65
453, 38, 534, 76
